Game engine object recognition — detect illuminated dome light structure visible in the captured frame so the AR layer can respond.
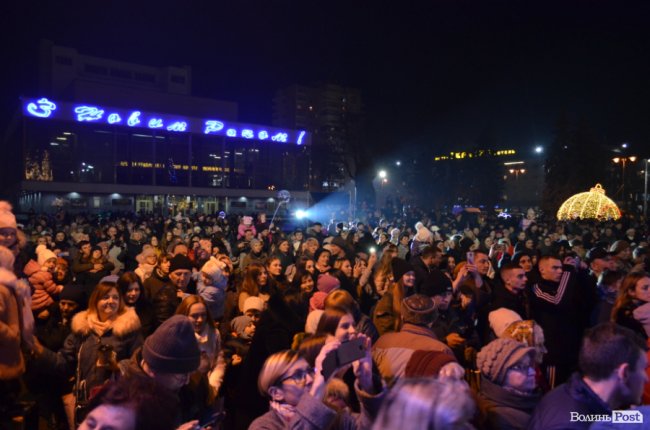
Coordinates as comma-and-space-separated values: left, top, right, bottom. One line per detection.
556, 184, 621, 221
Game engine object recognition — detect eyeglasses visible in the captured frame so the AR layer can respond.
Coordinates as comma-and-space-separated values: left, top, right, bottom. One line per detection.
280, 367, 315, 385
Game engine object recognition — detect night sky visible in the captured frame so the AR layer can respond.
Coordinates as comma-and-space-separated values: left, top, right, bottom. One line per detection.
4, 1, 650, 159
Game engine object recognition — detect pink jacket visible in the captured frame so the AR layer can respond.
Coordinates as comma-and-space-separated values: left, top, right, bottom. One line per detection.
23, 260, 62, 312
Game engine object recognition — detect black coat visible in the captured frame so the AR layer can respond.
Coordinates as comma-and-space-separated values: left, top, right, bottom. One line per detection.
232, 293, 304, 429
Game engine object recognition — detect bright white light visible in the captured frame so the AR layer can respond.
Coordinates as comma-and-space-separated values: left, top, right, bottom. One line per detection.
295, 209, 309, 219
395, 161, 401, 166
535, 146, 543, 154
622, 143, 628, 148
378, 170, 387, 179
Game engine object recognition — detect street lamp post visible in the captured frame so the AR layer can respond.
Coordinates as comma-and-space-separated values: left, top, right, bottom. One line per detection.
613, 156, 637, 209
508, 168, 526, 179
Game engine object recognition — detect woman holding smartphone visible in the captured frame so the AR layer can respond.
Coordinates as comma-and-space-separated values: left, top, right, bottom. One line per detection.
250, 337, 383, 429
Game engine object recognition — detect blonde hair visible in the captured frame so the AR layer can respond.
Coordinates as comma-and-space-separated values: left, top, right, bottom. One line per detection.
372, 378, 475, 430
258, 350, 300, 398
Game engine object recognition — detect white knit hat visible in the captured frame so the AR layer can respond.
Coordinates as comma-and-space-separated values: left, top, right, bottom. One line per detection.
243, 296, 265, 313
0, 201, 17, 230
135, 245, 156, 264
36, 244, 57, 266
305, 309, 324, 334
201, 256, 226, 280
489, 307, 523, 338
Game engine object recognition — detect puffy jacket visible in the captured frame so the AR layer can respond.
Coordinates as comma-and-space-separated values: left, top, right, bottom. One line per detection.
0, 268, 27, 380
24, 259, 62, 312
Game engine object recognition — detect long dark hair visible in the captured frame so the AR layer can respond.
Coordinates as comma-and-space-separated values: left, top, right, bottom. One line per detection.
612, 272, 650, 321
117, 271, 146, 309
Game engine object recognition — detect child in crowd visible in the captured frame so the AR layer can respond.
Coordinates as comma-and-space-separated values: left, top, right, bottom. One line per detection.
24, 244, 63, 320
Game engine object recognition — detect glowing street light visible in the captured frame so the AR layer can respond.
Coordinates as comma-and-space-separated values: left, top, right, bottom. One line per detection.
395, 161, 401, 166
534, 146, 543, 154
508, 168, 526, 179
378, 170, 387, 179
612, 156, 637, 208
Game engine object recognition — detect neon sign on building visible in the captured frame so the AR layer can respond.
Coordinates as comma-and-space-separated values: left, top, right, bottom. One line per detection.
22, 97, 309, 146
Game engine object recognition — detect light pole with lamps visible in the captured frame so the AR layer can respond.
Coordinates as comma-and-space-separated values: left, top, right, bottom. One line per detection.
612, 156, 636, 208
508, 168, 526, 179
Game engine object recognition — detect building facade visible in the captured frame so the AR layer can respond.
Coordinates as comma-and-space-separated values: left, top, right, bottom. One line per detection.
272, 83, 363, 192
2, 42, 311, 215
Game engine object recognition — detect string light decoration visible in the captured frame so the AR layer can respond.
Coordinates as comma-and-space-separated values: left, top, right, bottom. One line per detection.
556, 184, 621, 221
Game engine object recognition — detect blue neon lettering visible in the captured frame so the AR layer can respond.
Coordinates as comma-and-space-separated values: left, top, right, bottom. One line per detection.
204, 120, 224, 134
148, 118, 163, 129
241, 129, 254, 139
107, 113, 122, 124
26, 98, 57, 118
271, 132, 288, 142
27, 97, 306, 145
166, 121, 187, 132
74, 106, 105, 122
127, 111, 141, 126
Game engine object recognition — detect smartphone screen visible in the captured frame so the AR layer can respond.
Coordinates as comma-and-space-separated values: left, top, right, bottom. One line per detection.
466, 251, 474, 265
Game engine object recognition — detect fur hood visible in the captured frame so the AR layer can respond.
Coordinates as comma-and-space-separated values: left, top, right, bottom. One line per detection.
72, 306, 141, 337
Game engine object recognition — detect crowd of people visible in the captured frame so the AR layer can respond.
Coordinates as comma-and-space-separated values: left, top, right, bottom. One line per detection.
1, 200, 650, 429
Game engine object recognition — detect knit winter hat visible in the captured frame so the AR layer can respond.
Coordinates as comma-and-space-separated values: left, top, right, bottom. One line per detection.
316, 273, 340, 294
0, 245, 15, 270
36, 244, 57, 266
0, 201, 17, 230
59, 284, 86, 305
405, 350, 457, 378
136, 245, 156, 264
401, 294, 438, 326
305, 309, 324, 334
231, 315, 254, 339
476, 338, 535, 384
201, 257, 225, 280
169, 254, 193, 273
309, 291, 328, 311
489, 308, 523, 338
143, 315, 200, 374
391, 258, 414, 282
243, 296, 265, 313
